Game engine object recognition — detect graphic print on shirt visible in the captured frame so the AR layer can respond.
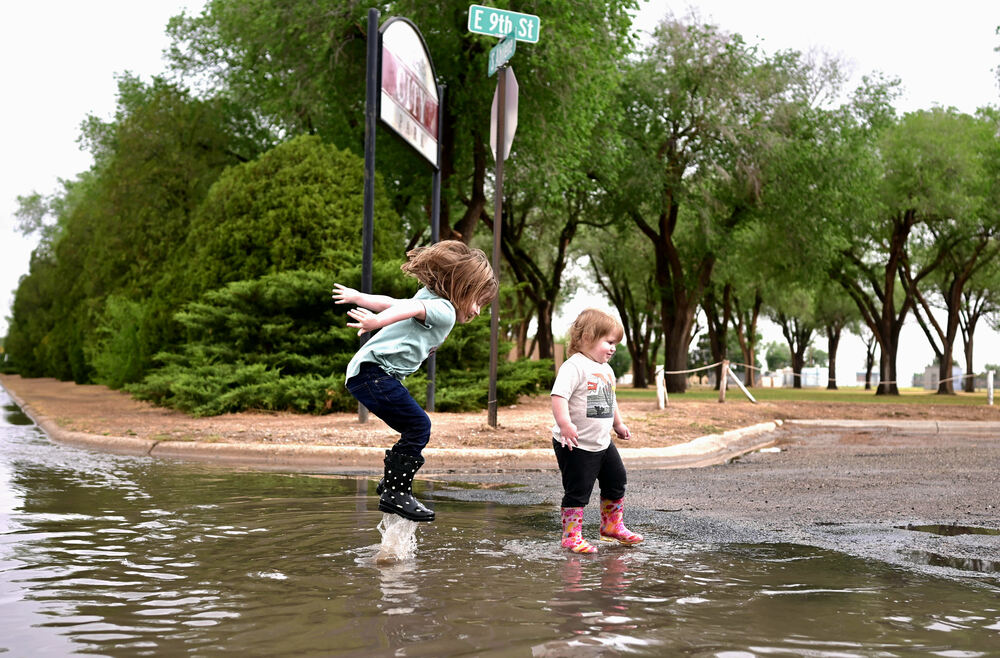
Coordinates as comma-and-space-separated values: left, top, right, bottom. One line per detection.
585, 372, 616, 419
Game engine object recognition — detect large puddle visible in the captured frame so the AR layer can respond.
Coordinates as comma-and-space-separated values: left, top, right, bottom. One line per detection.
2, 396, 1000, 656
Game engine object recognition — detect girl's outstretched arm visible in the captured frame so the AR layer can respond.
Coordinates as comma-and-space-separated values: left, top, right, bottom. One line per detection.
345, 300, 427, 336
332, 283, 397, 312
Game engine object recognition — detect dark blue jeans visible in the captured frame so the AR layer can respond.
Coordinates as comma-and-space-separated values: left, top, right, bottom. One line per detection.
346, 362, 431, 457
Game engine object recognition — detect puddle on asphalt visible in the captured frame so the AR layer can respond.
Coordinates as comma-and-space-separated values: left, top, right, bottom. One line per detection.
3, 403, 1000, 657
899, 523, 1000, 537
2, 403, 32, 426
906, 550, 1000, 574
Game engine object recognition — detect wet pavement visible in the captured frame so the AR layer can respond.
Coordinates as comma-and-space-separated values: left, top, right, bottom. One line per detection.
435, 422, 1000, 582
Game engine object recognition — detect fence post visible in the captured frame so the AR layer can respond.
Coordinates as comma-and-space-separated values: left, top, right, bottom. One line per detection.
988, 371, 994, 406
655, 366, 667, 409
727, 364, 758, 403
718, 359, 729, 403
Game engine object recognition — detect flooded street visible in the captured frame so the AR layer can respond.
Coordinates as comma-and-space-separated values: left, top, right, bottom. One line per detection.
2, 388, 999, 656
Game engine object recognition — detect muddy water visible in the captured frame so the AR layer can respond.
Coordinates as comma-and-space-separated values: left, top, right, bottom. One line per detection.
2, 391, 999, 656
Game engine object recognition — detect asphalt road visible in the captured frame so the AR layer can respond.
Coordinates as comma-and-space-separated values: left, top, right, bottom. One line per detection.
436, 422, 1000, 583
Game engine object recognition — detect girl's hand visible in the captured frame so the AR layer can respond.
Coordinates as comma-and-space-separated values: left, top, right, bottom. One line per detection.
614, 421, 631, 440
332, 283, 360, 305
558, 422, 580, 451
346, 307, 380, 335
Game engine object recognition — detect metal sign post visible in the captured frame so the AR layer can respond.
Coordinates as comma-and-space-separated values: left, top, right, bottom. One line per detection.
470, 4, 537, 428
487, 66, 507, 429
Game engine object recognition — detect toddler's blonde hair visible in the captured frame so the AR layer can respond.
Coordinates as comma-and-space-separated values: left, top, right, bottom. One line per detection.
401, 240, 498, 315
567, 308, 624, 356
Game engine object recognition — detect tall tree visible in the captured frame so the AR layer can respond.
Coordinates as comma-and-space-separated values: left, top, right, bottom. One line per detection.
838, 108, 991, 394
608, 14, 834, 392
906, 110, 1000, 393
6, 77, 256, 381
959, 268, 1000, 391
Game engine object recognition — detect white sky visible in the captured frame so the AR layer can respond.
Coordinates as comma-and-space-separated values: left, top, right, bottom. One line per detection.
2, 0, 999, 385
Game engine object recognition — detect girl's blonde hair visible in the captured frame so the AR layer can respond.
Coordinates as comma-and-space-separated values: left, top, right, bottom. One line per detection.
567, 308, 624, 356
401, 240, 498, 314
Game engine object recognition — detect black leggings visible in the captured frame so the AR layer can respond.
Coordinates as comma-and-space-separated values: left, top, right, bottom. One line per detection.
552, 440, 626, 508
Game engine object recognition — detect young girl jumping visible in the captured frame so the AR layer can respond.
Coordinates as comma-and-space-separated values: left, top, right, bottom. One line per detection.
333, 240, 498, 523
551, 308, 643, 553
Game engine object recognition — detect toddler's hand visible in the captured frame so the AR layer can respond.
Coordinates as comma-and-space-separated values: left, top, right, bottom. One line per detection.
332, 283, 359, 305
558, 422, 580, 451
614, 422, 631, 440
346, 307, 379, 335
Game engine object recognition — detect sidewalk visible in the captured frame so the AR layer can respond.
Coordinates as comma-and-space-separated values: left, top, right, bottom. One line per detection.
4, 374, 999, 474
2, 375, 783, 472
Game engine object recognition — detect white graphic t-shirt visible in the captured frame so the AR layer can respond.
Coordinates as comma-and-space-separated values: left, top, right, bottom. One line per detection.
550, 352, 618, 452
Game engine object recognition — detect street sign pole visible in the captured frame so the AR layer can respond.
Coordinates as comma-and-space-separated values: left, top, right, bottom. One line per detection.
469, 3, 538, 429
488, 65, 507, 429
359, 7, 380, 423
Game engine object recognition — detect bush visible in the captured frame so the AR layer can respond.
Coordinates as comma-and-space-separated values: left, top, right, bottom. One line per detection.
87, 296, 155, 388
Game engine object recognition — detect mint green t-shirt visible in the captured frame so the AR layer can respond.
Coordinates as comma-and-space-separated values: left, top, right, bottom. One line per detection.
344, 287, 456, 382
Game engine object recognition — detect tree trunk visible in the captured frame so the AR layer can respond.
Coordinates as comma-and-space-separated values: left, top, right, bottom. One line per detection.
865, 348, 875, 390
838, 210, 920, 397
963, 325, 977, 393
663, 324, 694, 393
777, 313, 813, 391
790, 350, 805, 389
631, 348, 649, 388
703, 286, 731, 391
535, 300, 554, 360
451, 139, 487, 242
826, 324, 841, 390
733, 291, 762, 388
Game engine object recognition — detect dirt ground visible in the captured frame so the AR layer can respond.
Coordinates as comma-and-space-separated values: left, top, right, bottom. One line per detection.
4, 374, 998, 450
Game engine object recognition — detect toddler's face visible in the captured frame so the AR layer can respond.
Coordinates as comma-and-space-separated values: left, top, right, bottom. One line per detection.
584, 332, 619, 364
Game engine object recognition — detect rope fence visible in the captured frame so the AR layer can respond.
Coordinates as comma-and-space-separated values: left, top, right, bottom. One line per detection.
651, 361, 996, 408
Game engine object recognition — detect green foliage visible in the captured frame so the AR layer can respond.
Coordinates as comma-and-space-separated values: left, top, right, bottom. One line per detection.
805, 346, 829, 368
174, 134, 402, 301
129, 269, 553, 415
404, 309, 555, 412
87, 296, 155, 388
405, 358, 555, 413
128, 267, 408, 415
609, 349, 631, 380
764, 341, 791, 371
4, 77, 257, 383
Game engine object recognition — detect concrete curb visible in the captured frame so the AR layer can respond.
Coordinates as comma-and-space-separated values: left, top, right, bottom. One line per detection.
3, 382, 784, 473
785, 418, 1000, 437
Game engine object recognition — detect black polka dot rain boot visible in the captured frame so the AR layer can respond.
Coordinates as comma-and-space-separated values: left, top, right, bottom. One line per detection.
378, 449, 435, 522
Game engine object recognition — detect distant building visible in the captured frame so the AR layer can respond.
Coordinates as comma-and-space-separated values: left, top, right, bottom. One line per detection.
856, 370, 880, 386
921, 365, 963, 390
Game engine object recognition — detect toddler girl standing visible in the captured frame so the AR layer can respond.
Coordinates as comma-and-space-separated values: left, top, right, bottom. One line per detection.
551, 308, 643, 553
333, 240, 498, 522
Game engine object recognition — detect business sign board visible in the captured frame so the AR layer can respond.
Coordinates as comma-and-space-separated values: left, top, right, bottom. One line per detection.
380, 19, 439, 167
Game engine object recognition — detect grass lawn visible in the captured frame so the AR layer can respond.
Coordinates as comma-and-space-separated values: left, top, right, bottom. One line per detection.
616, 385, 995, 406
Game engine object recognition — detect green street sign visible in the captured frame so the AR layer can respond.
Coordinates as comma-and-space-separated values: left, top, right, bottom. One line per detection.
488, 34, 516, 76
468, 4, 540, 43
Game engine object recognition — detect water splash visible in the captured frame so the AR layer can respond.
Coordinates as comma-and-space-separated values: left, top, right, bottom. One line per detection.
375, 513, 419, 563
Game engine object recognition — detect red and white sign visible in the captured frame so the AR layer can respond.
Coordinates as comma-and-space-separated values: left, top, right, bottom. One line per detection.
380, 20, 439, 167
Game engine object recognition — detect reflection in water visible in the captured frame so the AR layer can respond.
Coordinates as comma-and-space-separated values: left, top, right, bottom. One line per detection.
2, 387, 1000, 656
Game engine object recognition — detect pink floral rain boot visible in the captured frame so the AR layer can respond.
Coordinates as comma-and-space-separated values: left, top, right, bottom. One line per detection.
599, 497, 644, 545
560, 507, 597, 554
